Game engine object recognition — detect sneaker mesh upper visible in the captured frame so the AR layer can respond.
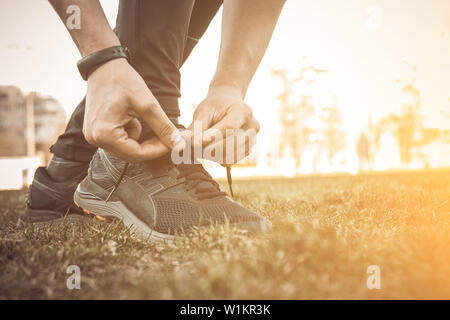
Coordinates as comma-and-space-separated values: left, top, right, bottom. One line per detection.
152, 196, 262, 233
86, 149, 268, 234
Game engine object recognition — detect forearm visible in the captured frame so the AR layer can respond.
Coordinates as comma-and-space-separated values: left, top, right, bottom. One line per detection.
49, 0, 120, 57
210, 0, 285, 98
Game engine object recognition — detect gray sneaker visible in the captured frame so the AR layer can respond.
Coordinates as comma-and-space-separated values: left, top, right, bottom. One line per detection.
73, 149, 271, 241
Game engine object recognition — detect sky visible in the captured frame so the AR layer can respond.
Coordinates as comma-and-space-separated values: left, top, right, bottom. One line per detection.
0, 0, 449, 138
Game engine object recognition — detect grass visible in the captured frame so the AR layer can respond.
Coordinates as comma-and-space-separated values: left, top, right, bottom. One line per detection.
0, 170, 449, 299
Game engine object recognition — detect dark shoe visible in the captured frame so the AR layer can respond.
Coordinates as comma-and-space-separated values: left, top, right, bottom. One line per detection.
74, 149, 271, 241
18, 160, 90, 226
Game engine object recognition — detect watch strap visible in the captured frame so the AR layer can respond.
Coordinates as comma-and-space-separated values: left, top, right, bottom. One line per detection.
77, 45, 129, 81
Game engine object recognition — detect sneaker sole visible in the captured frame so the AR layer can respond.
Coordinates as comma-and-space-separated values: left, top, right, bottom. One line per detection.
74, 188, 174, 242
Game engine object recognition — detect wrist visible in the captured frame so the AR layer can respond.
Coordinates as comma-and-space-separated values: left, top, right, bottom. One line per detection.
208, 81, 245, 100
87, 58, 129, 83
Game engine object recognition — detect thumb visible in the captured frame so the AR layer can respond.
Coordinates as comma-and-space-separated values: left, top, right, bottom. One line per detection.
134, 98, 184, 150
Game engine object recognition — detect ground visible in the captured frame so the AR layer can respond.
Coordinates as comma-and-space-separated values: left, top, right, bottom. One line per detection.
0, 170, 449, 299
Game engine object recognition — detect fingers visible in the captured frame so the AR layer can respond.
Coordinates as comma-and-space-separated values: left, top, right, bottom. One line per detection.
84, 116, 169, 162
196, 115, 259, 165
186, 102, 260, 164
199, 103, 253, 146
188, 106, 212, 134
101, 128, 170, 162
133, 97, 184, 151
202, 127, 257, 164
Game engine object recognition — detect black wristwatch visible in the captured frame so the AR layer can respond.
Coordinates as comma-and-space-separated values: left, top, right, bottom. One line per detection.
77, 45, 129, 80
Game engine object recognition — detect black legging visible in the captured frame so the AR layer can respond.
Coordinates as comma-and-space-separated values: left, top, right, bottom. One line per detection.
50, 0, 223, 162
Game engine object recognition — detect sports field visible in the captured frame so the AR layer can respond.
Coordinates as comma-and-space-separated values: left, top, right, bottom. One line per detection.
1, 170, 449, 299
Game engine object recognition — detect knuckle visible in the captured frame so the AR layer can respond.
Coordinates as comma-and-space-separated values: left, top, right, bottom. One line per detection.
91, 126, 109, 144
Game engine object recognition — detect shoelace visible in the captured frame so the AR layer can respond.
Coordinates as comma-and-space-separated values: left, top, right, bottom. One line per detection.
106, 162, 233, 202
225, 165, 234, 197
175, 163, 229, 200
105, 162, 129, 202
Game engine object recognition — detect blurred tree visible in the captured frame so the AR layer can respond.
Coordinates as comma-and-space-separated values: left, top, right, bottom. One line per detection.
376, 62, 430, 164
319, 105, 346, 164
273, 69, 313, 167
272, 62, 327, 168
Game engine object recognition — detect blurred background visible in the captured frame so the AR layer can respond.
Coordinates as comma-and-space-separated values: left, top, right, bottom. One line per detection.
0, 0, 449, 189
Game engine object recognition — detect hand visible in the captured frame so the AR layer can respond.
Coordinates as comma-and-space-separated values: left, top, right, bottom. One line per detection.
188, 85, 260, 164
84, 58, 183, 162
